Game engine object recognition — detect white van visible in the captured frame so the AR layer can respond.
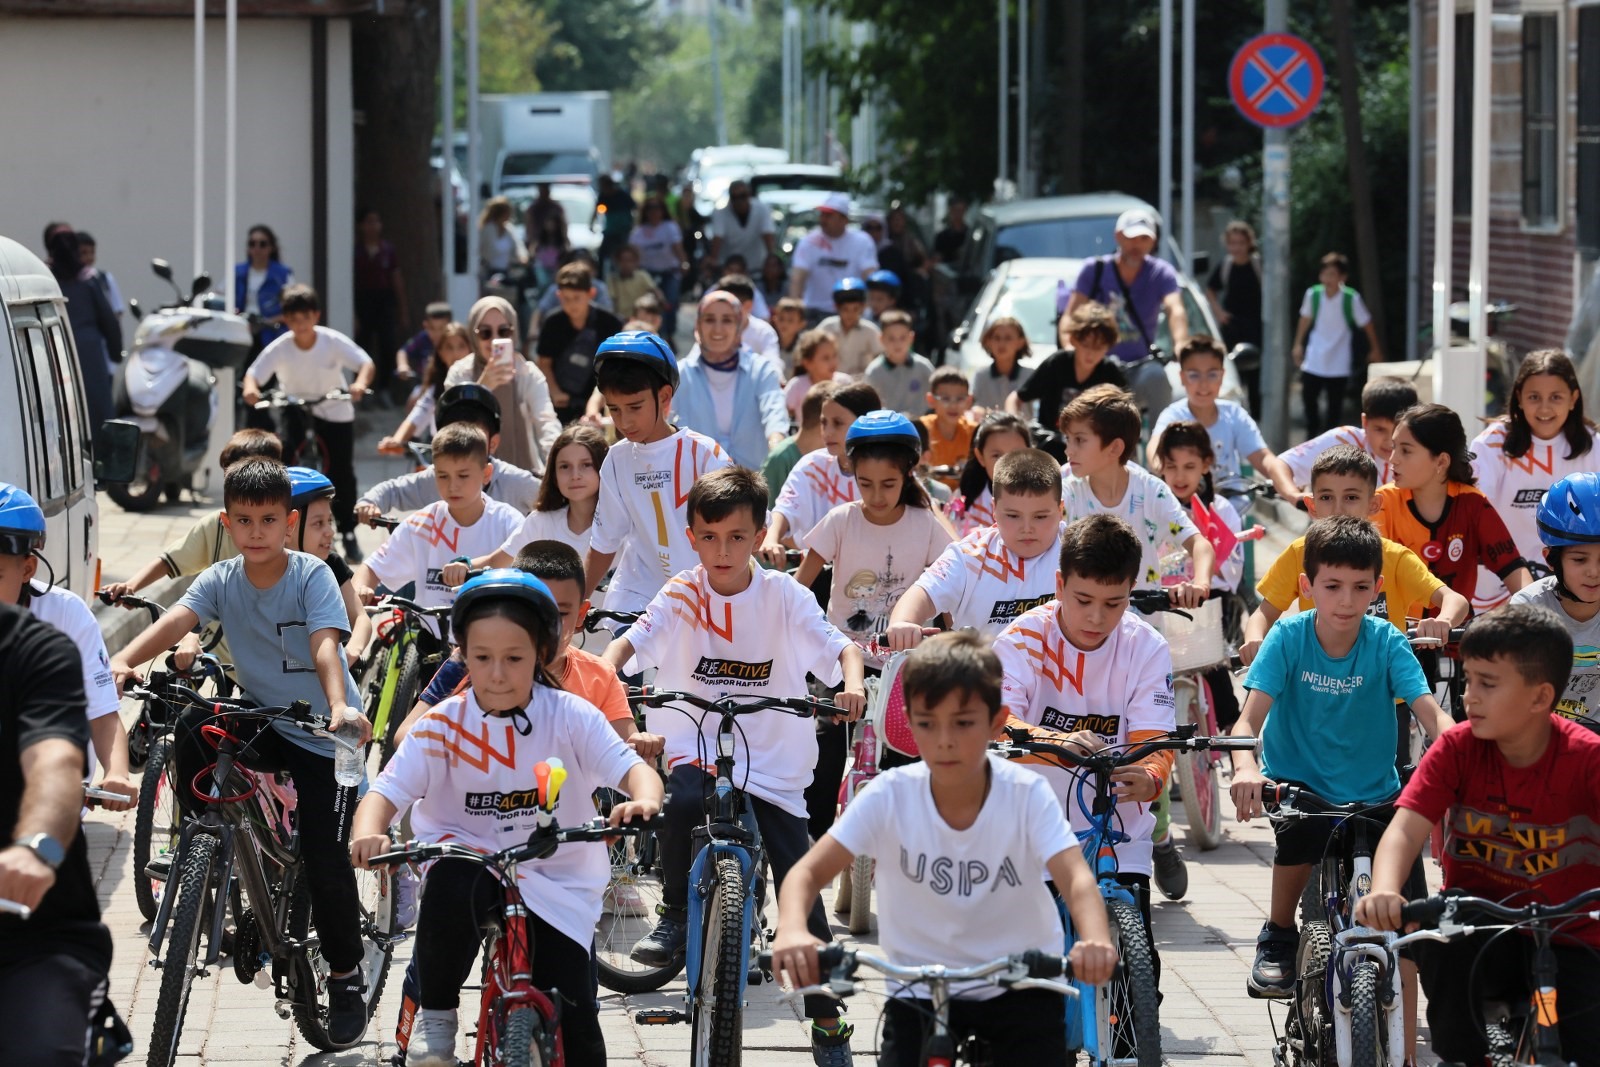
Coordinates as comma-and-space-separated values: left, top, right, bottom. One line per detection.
0, 235, 105, 598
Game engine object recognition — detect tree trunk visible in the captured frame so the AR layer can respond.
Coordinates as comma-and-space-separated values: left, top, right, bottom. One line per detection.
351, 1, 442, 330
1330, 0, 1385, 354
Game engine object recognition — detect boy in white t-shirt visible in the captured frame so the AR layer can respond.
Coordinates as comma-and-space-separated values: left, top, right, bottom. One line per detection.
582, 331, 731, 613
771, 632, 1117, 1064
995, 514, 1178, 991
1279, 375, 1417, 492
354, 423, 523, 642
603, 467, 867, 1060
1290, 251, 1384, 436
887, 448, 1065, 646
1060, 383, 1213, 604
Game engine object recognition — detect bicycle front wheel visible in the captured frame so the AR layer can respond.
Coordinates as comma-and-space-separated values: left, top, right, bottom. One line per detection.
1102, 898, 1161, 1067
847, 854, 873, 935
1174, 682, 1223, 851
596, 826, 682, 994
373, 641, 421, 772
286, 865, 394, 1051
133, 735, 180, 922
690, 853, 746, 1067
292, 433, 329, 473
1348, 960, 1388, 1067
147, 832, 217, 1067
498, 1003, 551, 1067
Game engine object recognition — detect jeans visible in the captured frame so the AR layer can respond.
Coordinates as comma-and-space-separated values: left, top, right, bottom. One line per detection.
1300, 371, 1348, 437
411, 858, 606, 1067
171, 704, 365, 973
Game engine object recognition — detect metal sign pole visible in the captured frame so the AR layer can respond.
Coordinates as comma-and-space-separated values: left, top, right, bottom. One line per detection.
1259, 0, 1291, 448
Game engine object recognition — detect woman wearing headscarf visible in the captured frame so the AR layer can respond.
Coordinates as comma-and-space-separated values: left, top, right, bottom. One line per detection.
47, 227, 121, 428
443, 295, 559, 475
671, 290, 787, 468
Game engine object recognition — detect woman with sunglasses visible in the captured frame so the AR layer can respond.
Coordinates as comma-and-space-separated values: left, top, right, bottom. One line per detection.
442, 296, 560, 476
234, 224, 295, 351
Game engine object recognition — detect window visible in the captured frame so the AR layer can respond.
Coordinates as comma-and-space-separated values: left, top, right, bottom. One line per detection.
43, 316, 87, 492
21, 326, 66, 500
1453, 13, 1474, 215
8, 320, 44, 499
1522, 14, 1560, 227
1579, 9, 1600, 257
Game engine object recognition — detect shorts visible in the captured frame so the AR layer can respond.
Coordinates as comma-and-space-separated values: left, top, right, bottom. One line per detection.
1269, 793, 1428, 900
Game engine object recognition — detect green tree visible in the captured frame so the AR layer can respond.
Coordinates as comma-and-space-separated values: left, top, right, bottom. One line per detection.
535, 0, 670, 94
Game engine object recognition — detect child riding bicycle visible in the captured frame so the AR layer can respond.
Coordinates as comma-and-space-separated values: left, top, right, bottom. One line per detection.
1510, 471, 1600, 725
1354, 605, 1600, 1065
350, 569, 663, 1067
771, 632, 1118, 1065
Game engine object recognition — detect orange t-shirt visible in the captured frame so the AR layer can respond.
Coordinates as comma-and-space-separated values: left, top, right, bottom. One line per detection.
559, 645, 632, 723
920, 414, 975, 482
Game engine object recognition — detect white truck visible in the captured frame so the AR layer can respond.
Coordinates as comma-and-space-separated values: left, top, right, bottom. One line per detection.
480, 91, 613, 194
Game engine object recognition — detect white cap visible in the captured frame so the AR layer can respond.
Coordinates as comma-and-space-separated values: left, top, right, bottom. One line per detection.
1115, 208, 1159, 239
819, 192, 852, 216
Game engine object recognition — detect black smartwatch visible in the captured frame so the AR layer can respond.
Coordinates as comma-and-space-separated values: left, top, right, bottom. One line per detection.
14, 832, 65, 870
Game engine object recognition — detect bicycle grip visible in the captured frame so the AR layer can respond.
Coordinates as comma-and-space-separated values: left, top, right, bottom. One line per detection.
1398, 896, 1447, 928
1021, 949, 1067, 980
816, 943, 847, 971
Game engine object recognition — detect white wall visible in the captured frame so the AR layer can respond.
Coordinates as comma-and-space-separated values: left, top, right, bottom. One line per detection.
0, 16, 354, 332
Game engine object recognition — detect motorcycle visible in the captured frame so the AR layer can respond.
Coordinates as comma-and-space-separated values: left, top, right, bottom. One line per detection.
106, 260, 252, 512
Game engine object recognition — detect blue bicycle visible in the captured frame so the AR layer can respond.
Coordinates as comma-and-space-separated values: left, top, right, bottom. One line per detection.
996, 723, 1258, 1067
626, 687, 841, 1067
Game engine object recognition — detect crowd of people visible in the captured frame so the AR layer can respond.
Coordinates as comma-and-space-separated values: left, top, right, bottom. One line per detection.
6, 190, 1600, 1067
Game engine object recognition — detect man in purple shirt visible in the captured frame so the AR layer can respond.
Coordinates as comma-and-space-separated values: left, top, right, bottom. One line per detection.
1066, 208, 1190, 415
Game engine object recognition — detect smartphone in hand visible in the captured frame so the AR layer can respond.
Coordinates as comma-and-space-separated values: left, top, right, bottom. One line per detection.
491, 337, 515, 369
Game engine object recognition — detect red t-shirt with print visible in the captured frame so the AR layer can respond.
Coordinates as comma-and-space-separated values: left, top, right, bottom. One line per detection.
1397, 716, 1600, 947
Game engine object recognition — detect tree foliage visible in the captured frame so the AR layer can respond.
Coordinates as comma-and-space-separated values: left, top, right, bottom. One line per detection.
534, 0, 670, 94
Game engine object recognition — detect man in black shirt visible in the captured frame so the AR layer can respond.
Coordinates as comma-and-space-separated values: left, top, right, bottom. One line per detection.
1205, 222, 1265, 417
1010, 301, 1128, 433
932, 197, 970, 265
0, 601, 116, 1062
536, 261, 624, 424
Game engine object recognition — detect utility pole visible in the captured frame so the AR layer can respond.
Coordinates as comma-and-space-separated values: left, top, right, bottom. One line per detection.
1181, 0, 1195, 267
998, 0, 1009, 193
1159, 0, 1172, 235
1259, 0, 1292, 447
710, 3, 727, 146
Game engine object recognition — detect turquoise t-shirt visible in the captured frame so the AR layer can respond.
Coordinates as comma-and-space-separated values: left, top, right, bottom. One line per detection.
1244, 611, 1429, 805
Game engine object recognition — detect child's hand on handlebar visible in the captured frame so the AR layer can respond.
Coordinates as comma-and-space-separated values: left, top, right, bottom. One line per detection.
440, 560, 471, 587
756, 538, 790, 569
1237, 638, 1262, 667
885, 620, 928, 652
626, 732, 666, 760
1068, 938, 1118, 986
770, 927, 824, 991
1229, 769, 1269, 823
1111, 766, 1163, 804
607, 796, 661, 828
173, 632, 203, 672
349, 833, 391, 871
834, 688, 867, 722
108, 657, 142, 697
355, 502, 382, 527
1411, 617, 1454, 645
1169, 581, 1209, 609
98, 582, 136, 604
1352, 890, 1407, 932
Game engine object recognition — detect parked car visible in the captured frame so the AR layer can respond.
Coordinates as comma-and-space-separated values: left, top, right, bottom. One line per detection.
948, 256, 1241, 406
685, 145, 788, 217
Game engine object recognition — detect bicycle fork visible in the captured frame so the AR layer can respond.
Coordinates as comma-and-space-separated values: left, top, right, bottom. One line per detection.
1329, 851, 1405, 1067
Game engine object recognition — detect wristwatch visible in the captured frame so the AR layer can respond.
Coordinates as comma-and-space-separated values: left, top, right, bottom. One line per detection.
14, 832, 65, 870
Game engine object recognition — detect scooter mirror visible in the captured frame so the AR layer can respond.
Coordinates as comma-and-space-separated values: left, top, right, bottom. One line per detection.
95, 419, 144, 486
151, 259, 174, 282
190, 274, 212, 299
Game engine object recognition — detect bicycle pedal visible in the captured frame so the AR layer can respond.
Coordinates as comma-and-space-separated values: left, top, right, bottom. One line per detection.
636, 1008, 687, 1025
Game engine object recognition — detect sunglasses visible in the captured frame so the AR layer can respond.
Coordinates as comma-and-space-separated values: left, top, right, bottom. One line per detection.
476, 326, 515, 340
248, 239, 271, 248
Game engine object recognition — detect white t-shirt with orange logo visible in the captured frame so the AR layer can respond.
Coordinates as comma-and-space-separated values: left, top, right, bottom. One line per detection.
1061, 463, 1199, 589
994, 603, 1176, 875
772, 449, 857, 544
1280, 424, 1392, 489
622, 564, 851, 817
590, 428, 731, 612
1470, 423, 1600, 610
370, 685, 643, 949
364, 497, 525, 633
912, 525, 1062, 640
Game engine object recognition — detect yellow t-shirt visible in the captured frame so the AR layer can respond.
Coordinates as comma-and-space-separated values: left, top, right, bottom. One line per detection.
1257, 534, 1445, 631
161, 515, 239, 578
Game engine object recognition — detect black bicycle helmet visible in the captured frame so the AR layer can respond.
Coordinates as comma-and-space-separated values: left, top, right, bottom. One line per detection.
437, 383, 502, 435
450, 568, 562, 656
595, 330, 679, 391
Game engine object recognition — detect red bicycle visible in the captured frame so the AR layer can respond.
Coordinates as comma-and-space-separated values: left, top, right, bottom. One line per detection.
369, 766, 654, 1067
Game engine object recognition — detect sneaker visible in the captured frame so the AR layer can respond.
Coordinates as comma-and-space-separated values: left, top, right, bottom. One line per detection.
342, 532, 364, 563
630, 910, 687, 966
603, 881, 649, 918
1152, 837, 1188, 901
1248, 921, 1298, 998
326, 970, 368, 1045
395, 869, 420, 929
405, 1007, 458, 1067
811, 1021, 854, 1066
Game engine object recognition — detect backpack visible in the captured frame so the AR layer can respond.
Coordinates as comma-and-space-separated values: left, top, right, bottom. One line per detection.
1310, 286, 1370, 364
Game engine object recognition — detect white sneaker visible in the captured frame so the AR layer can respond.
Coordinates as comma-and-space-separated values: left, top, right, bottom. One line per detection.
604, 881, 649, 918
406, 1008, 458, 1067
395, 869, 420, 929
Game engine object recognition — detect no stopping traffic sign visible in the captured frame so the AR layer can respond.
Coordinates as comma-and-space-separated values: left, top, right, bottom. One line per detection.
1229, 33, 1325, 129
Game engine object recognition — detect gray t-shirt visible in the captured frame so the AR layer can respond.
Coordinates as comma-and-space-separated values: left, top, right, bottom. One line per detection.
1510, 575, 1600, 726
178, 551, 361, 756
865, 353, 937, 417
359, 456, 541, 515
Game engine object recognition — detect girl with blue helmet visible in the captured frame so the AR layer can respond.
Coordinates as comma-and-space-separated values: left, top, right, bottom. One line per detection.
1510, 471, 1600, 726
350, 568, 662, 1067
288, 467, 374, 667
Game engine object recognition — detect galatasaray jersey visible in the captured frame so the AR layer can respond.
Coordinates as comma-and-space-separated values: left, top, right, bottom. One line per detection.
912, 524, 1062, 640
1374, 482, 1525, 612
622, 564, 851, 817
995, 603, 1176, 875
1469, 422, 1600, 610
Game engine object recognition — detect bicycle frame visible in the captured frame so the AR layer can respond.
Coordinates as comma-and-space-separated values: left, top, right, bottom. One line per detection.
473, 848, 564, 1066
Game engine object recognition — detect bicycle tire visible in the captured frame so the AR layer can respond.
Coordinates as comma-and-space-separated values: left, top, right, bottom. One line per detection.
847, 854, 873, 935
292, 434, 329, 474
1348, 960, 1387, 1067
285, 864, 396, 1050
1175, 683, 1223, 851
1291, 921, 1333, 1067
146, 831, 217, 1067
377, 642, 421, 771
1104, 898, 1161, 1067
690, 853, 746, 1067
499, 1004, 551, 1067
596, 828, 682, 994
133, 736, 179, 922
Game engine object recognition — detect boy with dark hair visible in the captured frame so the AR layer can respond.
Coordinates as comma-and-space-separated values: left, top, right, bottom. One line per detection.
1356, 604, 1600, 1065
995, 514, 1176, 989
865, 309, 937, 417
109, 459, 372, 1043
762, 379, 834, 506
1291, 252, 1384, 435
537, 261, 624, 424
890, 448, 1064, 645
606, 245, 661, 322
603, 465, 866, 1062
773, 296, 808, 376
818, 278, 883, 376
1230, 516, 1450, 1062
396, 300, 454, 390
772, 631, 1118, 1065
920, 366, 975, 476
242, 283, 375, 559
1281, 375, 1417, 489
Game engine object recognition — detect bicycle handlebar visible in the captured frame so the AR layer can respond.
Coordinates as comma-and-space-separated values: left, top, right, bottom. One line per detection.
366, 515, 402, 531
126, 682, 325, 734
1403, 626, 1468, 648
583, 609, 641, 633
1398, 887, 1600, 930
995, 725, 1259, 773
626, 687, 843, 720
97, 590, 162, 622
1260, 782, 1396, 820
758, 945, 1080, 1001
254, 388, 353, 410
0, 898, 30, 919
367, 817, 656, 871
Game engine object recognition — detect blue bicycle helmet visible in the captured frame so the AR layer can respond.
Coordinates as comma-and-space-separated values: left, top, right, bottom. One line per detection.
0, 482, 47, 556
865, 269, 902, 294
451, 568, 562, 655
287, 467, 335, 509
844, 410, 922, 460
832, 277, 867, 302
1537, 472, 1600, 547
595, 330, 679, 391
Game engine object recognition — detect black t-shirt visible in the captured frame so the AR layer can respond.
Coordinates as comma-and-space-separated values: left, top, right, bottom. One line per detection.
0, 602, 110, 967
933, 225, 968, 263
324, 551, 353, 589
1016, 349, 1129, 431
1205, 258, 1263, 348
536, 307, 624, 402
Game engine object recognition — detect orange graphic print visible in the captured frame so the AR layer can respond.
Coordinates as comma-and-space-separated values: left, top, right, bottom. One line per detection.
674, 437, 723, 508
414, 712, 519, 773
405, 512, 461, 553
961, 537, 1027, 583
662, 575, 736, 641
1014, 622, 1086, 695
802, 460, 854, 508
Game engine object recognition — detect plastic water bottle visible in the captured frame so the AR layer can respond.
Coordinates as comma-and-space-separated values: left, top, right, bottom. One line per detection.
333, 719, 363, 787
